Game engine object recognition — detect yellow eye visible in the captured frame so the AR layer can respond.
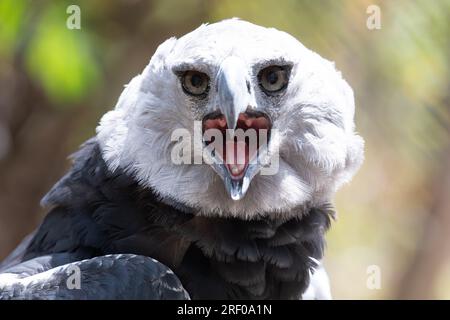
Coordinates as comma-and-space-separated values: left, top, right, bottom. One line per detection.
182, 71, 209, 96
258, 66, 288, 93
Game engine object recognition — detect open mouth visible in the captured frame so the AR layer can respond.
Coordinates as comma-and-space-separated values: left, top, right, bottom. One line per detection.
202, 111, 271, 198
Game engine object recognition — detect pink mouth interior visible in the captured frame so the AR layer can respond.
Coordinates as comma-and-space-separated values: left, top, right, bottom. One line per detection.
203, 113, 271, 178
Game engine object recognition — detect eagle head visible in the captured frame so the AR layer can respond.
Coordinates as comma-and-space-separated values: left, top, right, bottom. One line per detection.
96, 19, 364, 219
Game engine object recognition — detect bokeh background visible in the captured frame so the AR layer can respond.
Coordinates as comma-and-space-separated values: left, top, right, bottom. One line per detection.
0, 0, 449, 299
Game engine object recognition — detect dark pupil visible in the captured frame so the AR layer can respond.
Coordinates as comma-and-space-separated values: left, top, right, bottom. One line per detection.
191, 74, 203, 88
267, 71, 278, 85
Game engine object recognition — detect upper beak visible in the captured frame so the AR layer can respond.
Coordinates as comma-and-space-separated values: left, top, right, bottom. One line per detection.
203, 57, 269, 201
215, 56, 256, 130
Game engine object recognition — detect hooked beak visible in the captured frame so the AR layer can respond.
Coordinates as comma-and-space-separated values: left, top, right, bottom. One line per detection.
215, 56, 255, 130
202, 57, 271, 200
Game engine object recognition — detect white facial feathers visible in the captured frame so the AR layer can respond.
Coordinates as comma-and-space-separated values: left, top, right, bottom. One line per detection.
96, 19, 364, 219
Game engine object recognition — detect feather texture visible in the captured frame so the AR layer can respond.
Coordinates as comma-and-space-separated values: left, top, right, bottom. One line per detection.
17, 139, 333, 299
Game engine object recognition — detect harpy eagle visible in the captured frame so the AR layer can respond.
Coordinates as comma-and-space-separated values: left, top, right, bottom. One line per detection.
0, 19, 364, 299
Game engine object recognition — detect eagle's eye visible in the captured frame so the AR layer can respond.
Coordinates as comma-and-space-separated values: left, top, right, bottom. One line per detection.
258, 66, 288, 93
181, 70, 209, 96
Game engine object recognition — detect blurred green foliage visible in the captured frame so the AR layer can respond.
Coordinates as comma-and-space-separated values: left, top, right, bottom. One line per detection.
1, 0, 100, 105
26, 2, 100, 105
0, 0, 26, 57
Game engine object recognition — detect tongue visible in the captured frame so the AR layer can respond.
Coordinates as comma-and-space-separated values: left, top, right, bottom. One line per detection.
225, 140, 248, 177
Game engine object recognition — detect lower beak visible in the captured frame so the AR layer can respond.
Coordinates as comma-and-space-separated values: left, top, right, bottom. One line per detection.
202, 112, 271, 201
221, 161, 261, 200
